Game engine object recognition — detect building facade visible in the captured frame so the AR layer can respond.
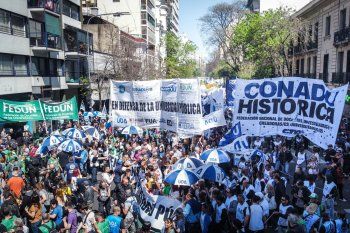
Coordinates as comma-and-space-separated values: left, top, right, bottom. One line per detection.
290, 0, 350, 85
0, 0, 92, 102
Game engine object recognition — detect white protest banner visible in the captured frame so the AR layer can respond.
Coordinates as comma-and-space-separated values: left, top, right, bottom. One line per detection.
110, 79, 203, 134
136, 180, 182, 232
229, 77, 348, 149
201, 109, 226, 131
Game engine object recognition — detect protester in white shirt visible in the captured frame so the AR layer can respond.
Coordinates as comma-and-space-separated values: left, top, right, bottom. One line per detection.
245, 195, 265, 232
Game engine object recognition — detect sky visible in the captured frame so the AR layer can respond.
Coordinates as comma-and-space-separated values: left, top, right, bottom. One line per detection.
179, 0, 311, 61
179, 0, 233, 61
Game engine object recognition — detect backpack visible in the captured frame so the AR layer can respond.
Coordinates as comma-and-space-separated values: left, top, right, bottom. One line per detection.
41, 221, 58, 233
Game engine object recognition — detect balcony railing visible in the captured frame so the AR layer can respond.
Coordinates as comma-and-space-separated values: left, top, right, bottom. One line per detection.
28, 0, 61, 14
64, 28, 93, 55
334, 27, 350, 46
319, 73, 329, 83
291, 41, 318, 56
65, 71, 87, 83
30, 32, 61, 50
0, 25, 26, 38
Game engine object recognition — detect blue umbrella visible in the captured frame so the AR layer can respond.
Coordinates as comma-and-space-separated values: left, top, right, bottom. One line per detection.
62, 128, 86, 140
121, 126, 143, 135
195, 164, 226, 183
173, 157, 204, 170
200, 149, 230, 164
41, 135, 64, 148
82, 126, 100, 140
58, 139, 82, 153
164, 169, 199, 186
251, 149, 265, 167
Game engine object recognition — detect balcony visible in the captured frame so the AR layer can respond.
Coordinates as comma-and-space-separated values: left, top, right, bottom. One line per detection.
319, 73, 329, 83
290, 41, 318, 56
64, 26, 93, 57
28, 0, 61, 15
65, 71, 87, 85
334, 27, 350, 46
331, 72, 350, 84
30, 33, 61, 51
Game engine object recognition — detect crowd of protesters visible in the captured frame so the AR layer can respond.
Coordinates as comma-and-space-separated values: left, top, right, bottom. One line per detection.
0, 112, 349, 233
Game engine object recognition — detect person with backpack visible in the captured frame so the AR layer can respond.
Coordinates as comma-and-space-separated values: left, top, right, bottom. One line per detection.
183, 192, 201, 233
303, 203, 321, 233
39, 213, 57, 233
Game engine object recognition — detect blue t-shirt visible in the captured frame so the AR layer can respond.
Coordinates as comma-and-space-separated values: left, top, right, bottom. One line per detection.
107, 215, 122, 233
51, 205, 63, 226
65, 162, 78, 180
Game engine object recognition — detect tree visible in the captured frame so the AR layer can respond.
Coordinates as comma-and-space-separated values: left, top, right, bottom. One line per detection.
165, 32, 198, 79
200, 1, 247, 73
231, 8, 302, 78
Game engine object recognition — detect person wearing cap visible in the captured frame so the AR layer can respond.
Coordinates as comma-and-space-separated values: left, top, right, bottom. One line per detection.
242, 178, 255, 201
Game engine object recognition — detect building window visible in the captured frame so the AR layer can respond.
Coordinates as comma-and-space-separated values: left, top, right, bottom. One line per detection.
340, 9, 346, 30
338, 51, 344, 73
325, 16, 331, 36
295, 59, 300, 75
313, 56, 317, 74
14, 55, 28, 76
0, 9, 26, 37
29, 20, 43, 46
113, 0, 120, 2
300, 58, 305, 75
0, 53, 28, 76
63, 0, 80, 21
0, 54, 13, 76
307, 57, 311, 74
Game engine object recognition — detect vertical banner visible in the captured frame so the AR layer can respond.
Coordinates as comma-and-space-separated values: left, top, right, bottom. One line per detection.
228, 77, 348, 149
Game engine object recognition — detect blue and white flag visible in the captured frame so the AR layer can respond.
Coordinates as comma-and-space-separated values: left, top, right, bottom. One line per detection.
218, 121, 242, 147
220, 135, 250, 153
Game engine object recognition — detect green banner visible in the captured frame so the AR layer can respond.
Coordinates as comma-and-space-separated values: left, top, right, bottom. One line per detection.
0, 97, 78, 122
0, 99, 43, 122
41, 97, 79, 121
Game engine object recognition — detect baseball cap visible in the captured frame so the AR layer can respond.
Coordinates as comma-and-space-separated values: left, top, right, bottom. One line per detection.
309, 193, 318, 199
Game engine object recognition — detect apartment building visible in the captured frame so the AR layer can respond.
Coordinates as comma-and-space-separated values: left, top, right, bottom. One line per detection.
0, 0, 92, 102
289, 0, 350, 85
247, 0, 312, 13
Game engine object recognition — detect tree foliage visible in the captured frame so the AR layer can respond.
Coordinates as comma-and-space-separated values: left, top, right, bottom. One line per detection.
201, 5, 302, 79
165, 32, 198, 79
231, 8, 301, 78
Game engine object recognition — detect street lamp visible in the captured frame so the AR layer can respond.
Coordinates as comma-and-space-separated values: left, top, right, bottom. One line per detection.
85, 12, 130, 82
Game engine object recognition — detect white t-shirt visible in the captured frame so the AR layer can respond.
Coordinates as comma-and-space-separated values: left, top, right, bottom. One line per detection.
215, 203, 226, 223
83, 211, 95, 232
247, 204, 264, 231
236, 202, 248, 223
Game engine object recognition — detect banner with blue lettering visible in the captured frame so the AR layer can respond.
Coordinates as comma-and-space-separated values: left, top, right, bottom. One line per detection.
229, 77, 348, 149
110, 79, 203, 134
201, 109, 226, 131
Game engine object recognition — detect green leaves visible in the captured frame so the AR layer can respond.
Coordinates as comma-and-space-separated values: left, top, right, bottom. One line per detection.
165, 32, 198, 79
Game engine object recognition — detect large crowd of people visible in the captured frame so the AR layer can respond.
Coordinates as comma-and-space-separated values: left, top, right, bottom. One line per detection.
0, 112, 349, 233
